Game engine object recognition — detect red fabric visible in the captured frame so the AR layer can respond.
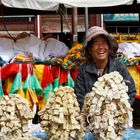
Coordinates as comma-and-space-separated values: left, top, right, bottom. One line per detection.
136, 65, 140, 72
51, 65, 60, 78
41, 65, 54, 89
70, 68, 79, 81
136, 94, 140, 99
8, 75, 15, 83
2, 63, 19, 81
21, 64, 28, 80
2, 85, 8, 95
2, 63, 28, 81
37, 96, 43, 102
59, 68, 68, 84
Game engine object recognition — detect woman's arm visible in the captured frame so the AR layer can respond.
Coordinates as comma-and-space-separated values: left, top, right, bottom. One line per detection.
119, 63, 136, 106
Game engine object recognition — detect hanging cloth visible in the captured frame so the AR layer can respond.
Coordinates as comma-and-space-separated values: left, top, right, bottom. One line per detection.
53, 66, 62, 90
43, 65, 54, 103
32, 66, 44, 110
59, 67, 68, 84
43, 83, 53, 103
70, 68, 79, 82
3, 77, 13, 95
34, 64, 45, 85
41, 64, 54, 89
0, 67, 4, 98
2, 63, 19, 81
32, 72, 43, 96
23, 64, 38, 109
65, 70, 74, 88
51, 65, 59, 79
23, 64, 42, 94
9, 64, 25, 98
2, 63, 28, 82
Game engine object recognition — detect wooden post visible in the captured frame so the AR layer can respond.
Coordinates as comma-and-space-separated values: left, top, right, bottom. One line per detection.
89, 14, 101, 27
60, 14, 63, 33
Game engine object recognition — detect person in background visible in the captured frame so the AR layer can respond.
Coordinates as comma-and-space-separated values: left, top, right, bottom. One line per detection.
74, 26, 136, 110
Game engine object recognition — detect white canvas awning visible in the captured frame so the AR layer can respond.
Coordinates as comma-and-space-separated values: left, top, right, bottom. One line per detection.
0, 0, 135, 11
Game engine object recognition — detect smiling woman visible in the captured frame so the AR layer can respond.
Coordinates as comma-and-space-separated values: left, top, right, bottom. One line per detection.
74, 26, 136, 110
74, 26, 136, 140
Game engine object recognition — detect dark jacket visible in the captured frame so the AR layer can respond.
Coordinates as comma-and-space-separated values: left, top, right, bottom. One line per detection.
74, 57, 136, 109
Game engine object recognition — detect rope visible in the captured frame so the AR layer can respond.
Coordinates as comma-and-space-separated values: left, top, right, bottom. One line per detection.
57, 4, 71, 33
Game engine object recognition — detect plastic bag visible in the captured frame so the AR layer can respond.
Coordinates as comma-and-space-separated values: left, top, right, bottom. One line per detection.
123, 128, 140, 140
83, 132, 94, 140
32, 131, 48, 140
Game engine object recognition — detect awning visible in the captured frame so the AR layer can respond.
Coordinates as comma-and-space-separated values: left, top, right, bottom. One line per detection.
0, 0, 140, 15
1, 0, 135, 11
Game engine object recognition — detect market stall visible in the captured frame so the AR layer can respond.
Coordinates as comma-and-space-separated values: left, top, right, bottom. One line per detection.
112, 34, 140, 98
0, 0, 140, 140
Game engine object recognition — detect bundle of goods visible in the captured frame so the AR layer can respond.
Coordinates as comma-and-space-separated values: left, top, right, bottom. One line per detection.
38, 86, 83, 140
115, 52, 140, 66
0, 94, 38, 140
81, 71, 133, 140
56, 43, 86, 69
13, 54, 35, 63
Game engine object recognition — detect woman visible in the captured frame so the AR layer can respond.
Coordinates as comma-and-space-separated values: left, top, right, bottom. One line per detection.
74, 26, 136, 110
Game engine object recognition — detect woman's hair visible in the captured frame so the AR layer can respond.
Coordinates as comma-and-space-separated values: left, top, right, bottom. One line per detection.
84, 38, 94, 60
110, 35, 118, 54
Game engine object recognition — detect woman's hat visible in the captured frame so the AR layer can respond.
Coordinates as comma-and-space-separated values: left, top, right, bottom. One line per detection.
84, 26, 112, 47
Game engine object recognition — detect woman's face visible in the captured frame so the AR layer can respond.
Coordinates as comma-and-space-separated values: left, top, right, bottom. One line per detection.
90, 36, 110, 62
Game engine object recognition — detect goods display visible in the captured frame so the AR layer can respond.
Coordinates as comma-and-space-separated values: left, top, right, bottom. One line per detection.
38, 86, 83, 140
0, 94, 37, 140
56, 43, 85, 70
112, 34, 140, 43
115, 41, 140, 98
0, 33, 139, 140
81, 71, 133, 140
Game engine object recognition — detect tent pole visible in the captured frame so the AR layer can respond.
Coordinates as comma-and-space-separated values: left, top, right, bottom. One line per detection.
36, 15, 41, 38
101, 14, 104, 28
85, 7, 89, 33
72, 7, 78, 42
